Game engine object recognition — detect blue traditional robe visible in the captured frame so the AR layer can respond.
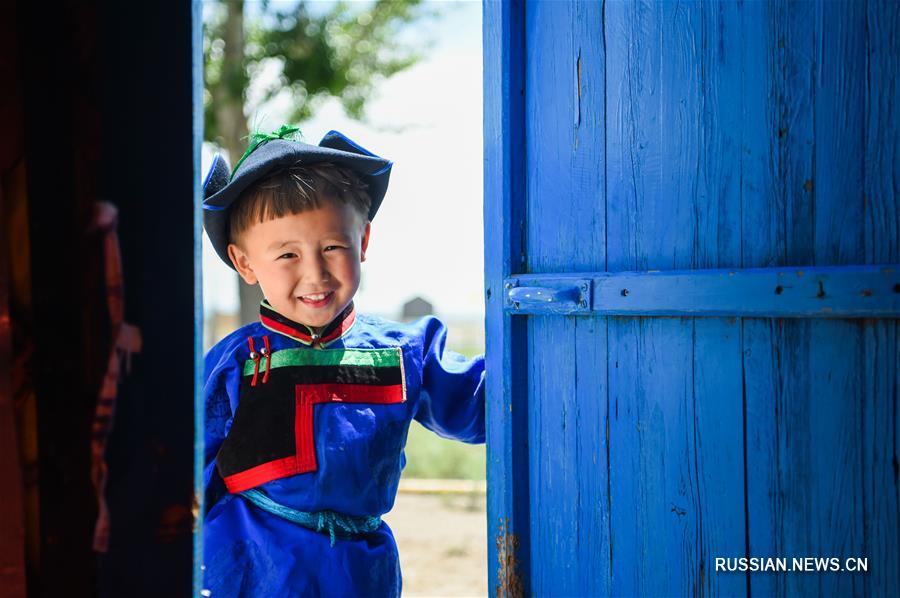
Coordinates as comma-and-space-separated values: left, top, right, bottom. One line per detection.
202, 301, 486, 597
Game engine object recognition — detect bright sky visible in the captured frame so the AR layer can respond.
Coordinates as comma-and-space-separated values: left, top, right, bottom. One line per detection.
202, 1, 484, 320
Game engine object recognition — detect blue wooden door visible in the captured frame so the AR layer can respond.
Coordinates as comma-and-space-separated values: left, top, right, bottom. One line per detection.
484, 1, 899, 596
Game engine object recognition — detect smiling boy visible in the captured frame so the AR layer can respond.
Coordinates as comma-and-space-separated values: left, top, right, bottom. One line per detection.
200, 128, 485, 597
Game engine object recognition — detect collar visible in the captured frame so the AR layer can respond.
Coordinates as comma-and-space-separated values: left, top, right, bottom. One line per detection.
259, 299, 356, 347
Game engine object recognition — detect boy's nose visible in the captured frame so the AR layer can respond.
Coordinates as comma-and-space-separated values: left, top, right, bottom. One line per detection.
299, 255, 330, 283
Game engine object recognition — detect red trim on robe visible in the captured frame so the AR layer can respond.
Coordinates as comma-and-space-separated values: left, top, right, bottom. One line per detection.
260, 314, 313, 343
224, 381, 405, 493
222, 456, 303, 494
317, 310, 356, 345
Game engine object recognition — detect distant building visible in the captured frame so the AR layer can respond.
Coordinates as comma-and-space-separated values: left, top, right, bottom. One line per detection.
401, 296, 433, 321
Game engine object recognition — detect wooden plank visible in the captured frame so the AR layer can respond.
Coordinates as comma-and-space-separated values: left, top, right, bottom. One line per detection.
525, 314, 608, 598
526, 316, 579, 595
605, 1, 714, 594
504, 265, 900, 317
570, 316, 608, 597
690, 2, 747, 595
862, 1, 900, 594
807, 319, 865, 596
860, 321, 900, 594
523, 1, 609, 595
608, 316, 696, 595
483, 1, 530, 596
749, 318, 868, 597
738, 3, 786, 593
741, 3, 815, 595
742, 318, 783, 596
770, 7, 828, 586
691, 315, 746, 597
813, 2, 866, 268
805, 2, 868, 595
864, 0, 900, 266
743, 2, 881, 596
192, 1, 205, 595
738, 0, 781, 271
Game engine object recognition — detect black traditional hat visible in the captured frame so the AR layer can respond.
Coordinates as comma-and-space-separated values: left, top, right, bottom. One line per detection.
202, 126, 392, 269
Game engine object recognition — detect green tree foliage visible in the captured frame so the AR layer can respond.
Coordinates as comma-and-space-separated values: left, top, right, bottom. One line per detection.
204, 0, 427, 163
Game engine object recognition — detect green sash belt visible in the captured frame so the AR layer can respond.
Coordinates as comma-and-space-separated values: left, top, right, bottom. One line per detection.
239, 489, 382, 547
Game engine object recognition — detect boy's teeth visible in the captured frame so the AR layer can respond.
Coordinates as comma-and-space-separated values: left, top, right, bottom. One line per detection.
304, 292, 327, 300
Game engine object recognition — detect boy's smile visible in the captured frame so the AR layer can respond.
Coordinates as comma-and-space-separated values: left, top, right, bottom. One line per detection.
227, 200, 370, 331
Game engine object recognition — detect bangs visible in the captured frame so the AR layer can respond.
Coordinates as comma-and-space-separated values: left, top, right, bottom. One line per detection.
228, 162, 371, 244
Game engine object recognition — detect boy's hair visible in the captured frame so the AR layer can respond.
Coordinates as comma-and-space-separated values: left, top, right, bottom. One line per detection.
228, 161, 371, 245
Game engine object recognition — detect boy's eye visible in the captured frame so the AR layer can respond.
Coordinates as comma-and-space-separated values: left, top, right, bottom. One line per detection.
324, 245, 346, 252
277, 252, 297, 260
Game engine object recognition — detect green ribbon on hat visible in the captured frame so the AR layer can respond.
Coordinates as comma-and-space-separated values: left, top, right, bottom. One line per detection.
231, 124, 303, 179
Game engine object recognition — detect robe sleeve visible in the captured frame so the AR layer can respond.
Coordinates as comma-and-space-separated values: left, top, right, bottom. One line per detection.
413, 316, 486, 444
202, 346, 236, 512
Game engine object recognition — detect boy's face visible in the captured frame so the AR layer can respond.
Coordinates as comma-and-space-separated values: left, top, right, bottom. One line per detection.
227, 199, 370, 331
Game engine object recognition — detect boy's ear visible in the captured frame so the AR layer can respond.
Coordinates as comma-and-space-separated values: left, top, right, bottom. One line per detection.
360, 221, 371, 263
228, 243, 258, 285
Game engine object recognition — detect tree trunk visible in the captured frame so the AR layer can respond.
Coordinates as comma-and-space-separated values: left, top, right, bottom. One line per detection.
214, 0, 249, 166
212, 1, 264, 325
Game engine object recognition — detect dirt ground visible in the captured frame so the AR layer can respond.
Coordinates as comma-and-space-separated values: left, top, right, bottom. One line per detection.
383, 492, 488, 597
